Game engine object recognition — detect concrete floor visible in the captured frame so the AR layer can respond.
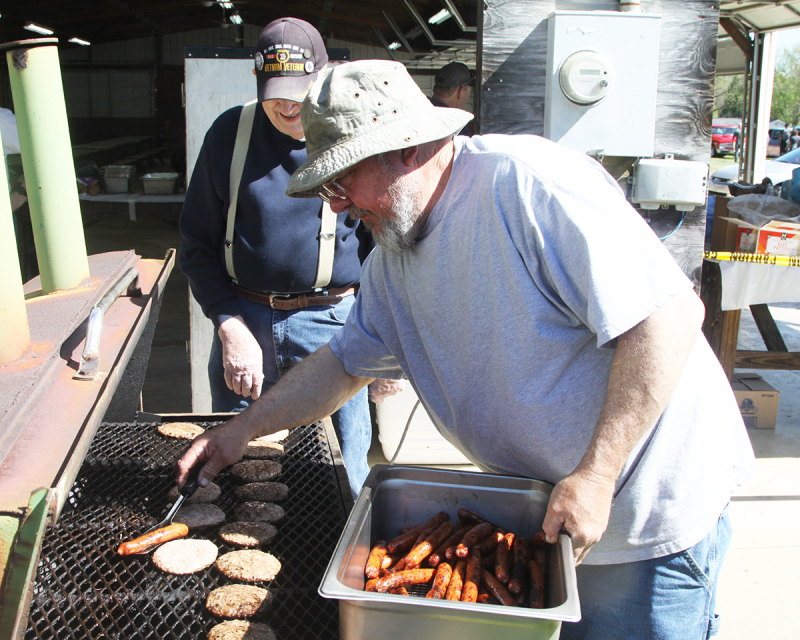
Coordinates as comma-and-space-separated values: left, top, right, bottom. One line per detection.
79, 203, 800, 637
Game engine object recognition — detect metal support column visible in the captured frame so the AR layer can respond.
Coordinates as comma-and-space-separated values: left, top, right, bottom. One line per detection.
2, 38, 89, 295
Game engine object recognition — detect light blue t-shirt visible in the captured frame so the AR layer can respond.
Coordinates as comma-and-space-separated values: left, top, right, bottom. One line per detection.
330, 134, 756, 564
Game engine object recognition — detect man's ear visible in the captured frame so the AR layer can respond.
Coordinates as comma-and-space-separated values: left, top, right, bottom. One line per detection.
399, 145, 419, 167
252, 69, 257, 77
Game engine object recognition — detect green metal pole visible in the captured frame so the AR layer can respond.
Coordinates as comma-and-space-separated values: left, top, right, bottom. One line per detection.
4, 39, 89, 294
0, 151, 31, 366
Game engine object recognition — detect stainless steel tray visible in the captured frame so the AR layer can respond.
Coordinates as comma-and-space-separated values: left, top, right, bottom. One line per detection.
320, 465, 581, 640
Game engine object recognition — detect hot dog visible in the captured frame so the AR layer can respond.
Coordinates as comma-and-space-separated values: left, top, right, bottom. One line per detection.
507, 537, 530, 595
461, 549, 482, 603
428, 523, 468, 567
425, 561, 453, 599
528, 559, 545, 608
116, 523, 189, 555
495, 532, 514, 584
387, 512, 448, 555
445, 558, 467, 601
481, 569, 518, 607
406, 521, 454, 569
382, 552, 401, 570
456, 522, 493, 558
364, 540, 388, 578
374, 568, 436, 593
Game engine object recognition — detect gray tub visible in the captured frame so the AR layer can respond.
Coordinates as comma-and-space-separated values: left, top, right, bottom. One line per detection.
320, 465, 581, 640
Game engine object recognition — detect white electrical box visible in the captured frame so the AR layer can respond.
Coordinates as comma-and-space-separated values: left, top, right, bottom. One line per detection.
544, 11, 661, 157
630, 157, 709, 211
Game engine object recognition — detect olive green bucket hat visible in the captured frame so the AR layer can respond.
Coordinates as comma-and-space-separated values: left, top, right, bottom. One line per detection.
286, 60, 473, 198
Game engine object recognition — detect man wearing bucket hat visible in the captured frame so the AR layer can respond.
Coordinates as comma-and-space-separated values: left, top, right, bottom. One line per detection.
179, 18, 384, 497
177, 60, 755, 638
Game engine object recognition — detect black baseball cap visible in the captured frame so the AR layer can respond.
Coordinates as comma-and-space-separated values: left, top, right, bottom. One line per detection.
434, 62, 473, 89
254, 17, 328, 102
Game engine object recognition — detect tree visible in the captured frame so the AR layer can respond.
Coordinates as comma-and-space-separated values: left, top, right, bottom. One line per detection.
772, 44, 800, 125
714, 75, 744, 118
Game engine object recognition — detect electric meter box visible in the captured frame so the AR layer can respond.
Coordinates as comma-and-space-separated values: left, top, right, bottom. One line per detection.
631, 157, 709, 211
544, 11, 661, 157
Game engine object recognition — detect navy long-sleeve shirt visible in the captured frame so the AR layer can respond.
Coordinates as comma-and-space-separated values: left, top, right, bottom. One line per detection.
179, 105, 366, 327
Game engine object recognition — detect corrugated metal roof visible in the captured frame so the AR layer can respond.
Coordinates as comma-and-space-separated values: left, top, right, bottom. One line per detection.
720, 1, 800, 34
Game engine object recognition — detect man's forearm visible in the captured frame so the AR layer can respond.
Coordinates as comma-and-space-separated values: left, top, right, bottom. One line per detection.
576, 288, 706, 481
232, 343, 372, 440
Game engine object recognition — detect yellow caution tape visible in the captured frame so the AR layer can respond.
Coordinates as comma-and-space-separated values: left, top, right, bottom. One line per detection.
704, 251, 800, 267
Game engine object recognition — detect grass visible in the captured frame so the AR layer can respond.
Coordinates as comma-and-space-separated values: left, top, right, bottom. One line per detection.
710, 156, 738, 173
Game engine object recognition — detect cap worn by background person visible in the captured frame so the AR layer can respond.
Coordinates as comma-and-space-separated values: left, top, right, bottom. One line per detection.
254, 17, 328, 103
434, 61, 473, 89
286, 60, 473, 198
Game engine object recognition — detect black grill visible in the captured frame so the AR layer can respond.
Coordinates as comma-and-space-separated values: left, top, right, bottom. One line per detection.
25, 421, 349, 640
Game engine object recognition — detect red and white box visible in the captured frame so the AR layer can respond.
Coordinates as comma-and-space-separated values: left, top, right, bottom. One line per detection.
724, 218, 800, 256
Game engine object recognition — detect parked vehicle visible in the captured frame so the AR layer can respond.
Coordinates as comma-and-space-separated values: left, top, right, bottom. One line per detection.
710, 147, 800, 194
767, 127, 786, 157
711, 125, 739, 157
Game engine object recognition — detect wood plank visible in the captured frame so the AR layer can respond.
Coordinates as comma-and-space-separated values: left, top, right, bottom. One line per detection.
480, 0, 719, 288
701, 259, 740, 381
749, 304, 788, 352
734, 351, 800, 370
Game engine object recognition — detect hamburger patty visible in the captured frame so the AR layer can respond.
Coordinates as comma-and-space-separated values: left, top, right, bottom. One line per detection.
242, 442, 284, 459
167, 481, 221, 504
216, 550, 282, 582
233, 502, 284, 524
206, 620, 276, 640
173, 503, 226, 529
230, 460, 282, 483
206, 584, 273, 618
218, 522, 278, 548
152, 539, 218, 574
157, 422, 204, 440
233, 482, 288, 503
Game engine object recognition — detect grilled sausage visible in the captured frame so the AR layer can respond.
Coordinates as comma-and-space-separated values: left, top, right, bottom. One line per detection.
481, 569, 518, 607
382, 552, 401, 570
374, 568, 435, 593
456, 522, 493, 558
495, 532, 514, 584
528, 559, 546, 608
387, 512, 448, 555
365, 540, 388, 578
406, 521, 454, 569
389, 557, 407, 573
457, 508, 489, 526
365, 577, 379, 592
445, 559, 467, 601
461, 550, 482, 603
531, 531, 548, 547
117, 523, 189, 555
428, 523, 468, 567
389, 586, 410, 595
425, 561, 454, 599
475, 529, 504, 556
508, 537, 530, 595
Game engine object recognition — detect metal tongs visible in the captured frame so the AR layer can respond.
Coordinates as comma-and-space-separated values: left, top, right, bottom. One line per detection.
126, 468, 200, 555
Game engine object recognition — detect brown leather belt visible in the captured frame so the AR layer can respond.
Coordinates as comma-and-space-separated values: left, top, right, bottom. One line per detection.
234, 284, 358, 310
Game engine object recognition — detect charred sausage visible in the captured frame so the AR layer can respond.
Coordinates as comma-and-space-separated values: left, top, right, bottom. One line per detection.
461, 550, 482, 603
365, 540, 388, 578
508, 537, 530, 595
428, 523, 468, 567
528, 559, 546, 608
481, 569, 518, 607
406, 521, 454, 569
445, 559, 467, 601
475, 529, 504, 556
457, 508, 489, 526
495, 532, 514, 584
425, 561, 454, 599
387, 512, 448, 555
456, 522, 493, 558
117, 523, 189, 555
374, 568, 435, 593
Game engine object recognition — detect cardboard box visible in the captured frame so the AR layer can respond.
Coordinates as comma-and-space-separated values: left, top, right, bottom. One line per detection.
731, 373, 779, 429
722, 218, 800, 256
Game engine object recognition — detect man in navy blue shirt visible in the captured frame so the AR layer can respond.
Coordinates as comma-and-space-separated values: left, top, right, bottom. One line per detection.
179, 18, 392, 495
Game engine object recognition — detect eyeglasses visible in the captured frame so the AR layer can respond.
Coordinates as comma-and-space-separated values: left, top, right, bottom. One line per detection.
318, 179, 348, 203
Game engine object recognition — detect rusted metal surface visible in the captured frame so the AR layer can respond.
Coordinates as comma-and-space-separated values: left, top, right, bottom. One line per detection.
0, 251, 139, 468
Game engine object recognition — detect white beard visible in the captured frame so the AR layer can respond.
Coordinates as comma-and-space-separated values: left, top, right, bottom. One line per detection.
349, 167, 426, 254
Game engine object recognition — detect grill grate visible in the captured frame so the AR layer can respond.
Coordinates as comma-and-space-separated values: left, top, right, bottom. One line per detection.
25, 421, 347, 640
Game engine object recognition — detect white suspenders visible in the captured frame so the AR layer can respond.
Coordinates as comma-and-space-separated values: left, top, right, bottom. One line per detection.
225, 99, 336, 289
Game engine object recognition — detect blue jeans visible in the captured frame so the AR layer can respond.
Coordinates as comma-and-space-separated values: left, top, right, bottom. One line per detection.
561, 507, 732, 640
209, 295, 372, 497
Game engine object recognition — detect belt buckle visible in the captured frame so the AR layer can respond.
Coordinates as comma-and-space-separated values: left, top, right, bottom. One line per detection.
268, 293, 293, 308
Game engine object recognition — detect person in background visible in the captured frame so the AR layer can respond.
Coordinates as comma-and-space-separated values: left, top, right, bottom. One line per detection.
176, 60, 756, 639
430, 61, 473, 136
790, 128, 800, 151
179, 18, 394, 497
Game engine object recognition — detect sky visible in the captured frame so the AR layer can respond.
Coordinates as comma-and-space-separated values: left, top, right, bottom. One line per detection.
776, 28, 800, 52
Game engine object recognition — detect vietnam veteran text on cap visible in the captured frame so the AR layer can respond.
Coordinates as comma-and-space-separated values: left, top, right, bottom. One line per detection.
254, 17, 328, 102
